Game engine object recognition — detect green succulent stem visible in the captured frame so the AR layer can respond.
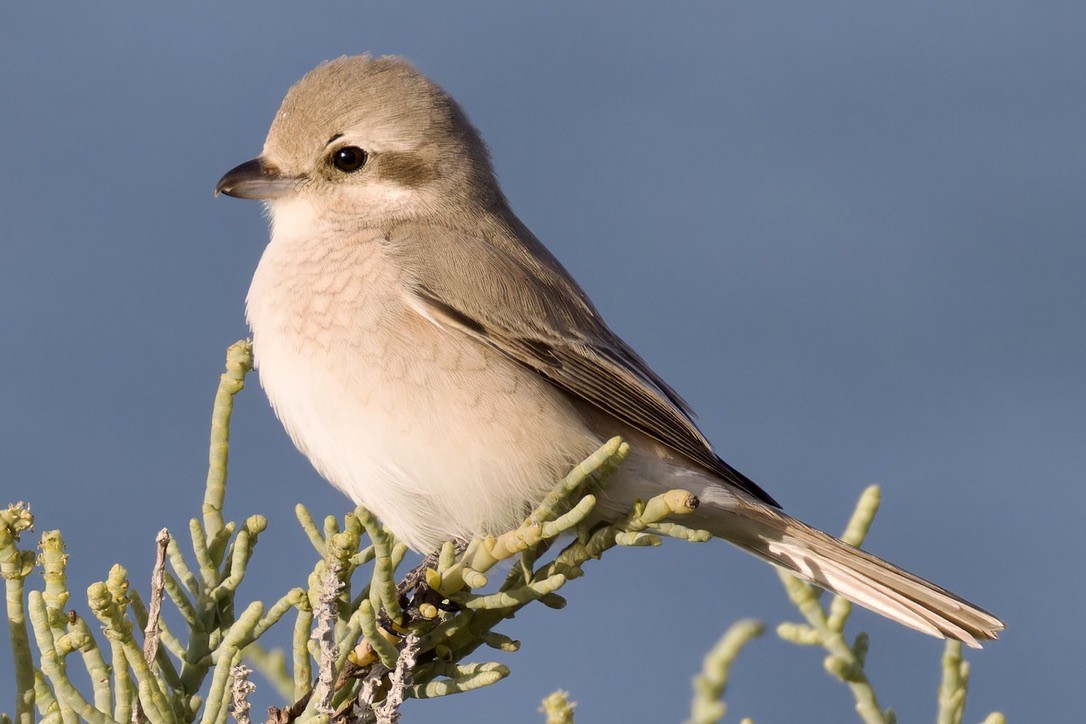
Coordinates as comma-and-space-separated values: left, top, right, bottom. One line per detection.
2, 340, 1004, 724
202, 340, 253, 553
687, 619, 765, 724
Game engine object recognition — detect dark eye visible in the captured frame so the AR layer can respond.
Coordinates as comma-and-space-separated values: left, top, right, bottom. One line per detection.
331, 146, 367, 173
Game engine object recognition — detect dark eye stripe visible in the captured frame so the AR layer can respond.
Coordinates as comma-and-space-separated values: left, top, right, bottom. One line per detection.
378, 152, 436, 187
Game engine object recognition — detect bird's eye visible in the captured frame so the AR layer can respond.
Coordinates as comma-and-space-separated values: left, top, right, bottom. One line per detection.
331, 146, 367, 173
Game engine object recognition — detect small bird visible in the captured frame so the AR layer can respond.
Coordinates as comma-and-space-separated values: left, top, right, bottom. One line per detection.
217, 54, 1003, 647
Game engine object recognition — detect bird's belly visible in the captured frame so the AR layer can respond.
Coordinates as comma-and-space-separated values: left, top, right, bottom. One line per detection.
247, 240, 599, 550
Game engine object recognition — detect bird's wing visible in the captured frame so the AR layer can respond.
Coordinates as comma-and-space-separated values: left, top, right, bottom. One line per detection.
382, 221, 779, 507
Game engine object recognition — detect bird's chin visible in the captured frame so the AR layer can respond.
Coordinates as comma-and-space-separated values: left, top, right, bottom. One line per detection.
268, 196, 323, 242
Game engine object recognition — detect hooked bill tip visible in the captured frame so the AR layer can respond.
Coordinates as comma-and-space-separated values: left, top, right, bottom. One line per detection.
215, 157, 296, 200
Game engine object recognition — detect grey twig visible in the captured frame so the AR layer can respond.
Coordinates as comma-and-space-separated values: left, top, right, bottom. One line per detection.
373, 632, 421, 724
311, 566, 343, 715
228, 664, 256, 724
142, 529, 170, 669
352, 668, 385, 724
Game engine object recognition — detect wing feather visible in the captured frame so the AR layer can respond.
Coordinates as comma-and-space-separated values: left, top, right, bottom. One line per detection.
383, 221, 779, 506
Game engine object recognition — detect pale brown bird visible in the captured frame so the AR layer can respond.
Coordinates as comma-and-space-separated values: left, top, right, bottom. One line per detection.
217, 54, 1003, 647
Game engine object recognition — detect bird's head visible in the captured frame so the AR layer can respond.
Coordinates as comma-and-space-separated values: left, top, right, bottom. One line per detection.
216, 54, 504, 225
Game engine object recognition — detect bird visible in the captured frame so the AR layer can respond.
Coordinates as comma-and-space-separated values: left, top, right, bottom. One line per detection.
216, 54, 1003, 647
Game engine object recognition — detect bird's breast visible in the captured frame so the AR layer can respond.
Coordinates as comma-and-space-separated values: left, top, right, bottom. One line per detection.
244, 202, 599, 549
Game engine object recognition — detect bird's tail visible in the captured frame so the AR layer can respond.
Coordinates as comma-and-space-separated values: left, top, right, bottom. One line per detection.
691, 487, 1004, 648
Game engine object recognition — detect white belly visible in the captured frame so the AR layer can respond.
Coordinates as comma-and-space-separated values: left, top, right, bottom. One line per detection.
246, 201, 600, 550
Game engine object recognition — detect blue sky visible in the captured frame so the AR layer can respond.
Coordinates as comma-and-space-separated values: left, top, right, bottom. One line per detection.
2, 2, 1083, 721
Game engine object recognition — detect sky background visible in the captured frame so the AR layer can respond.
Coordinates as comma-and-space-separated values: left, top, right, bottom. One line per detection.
2, 2, 1083, 721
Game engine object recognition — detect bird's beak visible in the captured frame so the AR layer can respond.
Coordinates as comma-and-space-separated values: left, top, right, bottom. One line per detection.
215, 157, 301, 199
